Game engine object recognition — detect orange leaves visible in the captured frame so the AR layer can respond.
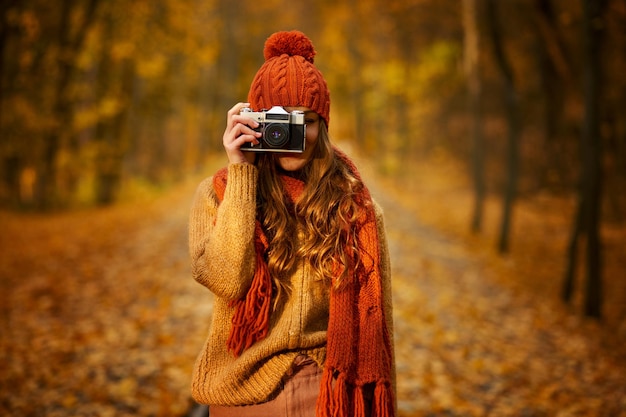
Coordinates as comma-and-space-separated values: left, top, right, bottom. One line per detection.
0, 179, 208, 416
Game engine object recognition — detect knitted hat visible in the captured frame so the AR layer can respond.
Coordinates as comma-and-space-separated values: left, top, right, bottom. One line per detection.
248, 30, 331, 127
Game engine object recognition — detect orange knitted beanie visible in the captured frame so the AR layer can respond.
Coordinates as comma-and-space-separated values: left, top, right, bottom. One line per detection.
247, 30, 331, 127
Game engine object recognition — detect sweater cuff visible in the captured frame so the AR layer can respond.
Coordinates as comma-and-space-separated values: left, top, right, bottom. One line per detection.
225, 163, 258, 203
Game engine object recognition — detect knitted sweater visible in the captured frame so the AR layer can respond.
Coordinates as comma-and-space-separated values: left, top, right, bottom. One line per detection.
188, 162, 395, 406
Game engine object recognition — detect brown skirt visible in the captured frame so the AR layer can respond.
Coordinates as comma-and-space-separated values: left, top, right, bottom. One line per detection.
209, 355, 322, 417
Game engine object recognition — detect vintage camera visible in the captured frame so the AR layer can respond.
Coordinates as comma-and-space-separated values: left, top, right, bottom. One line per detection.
240, 106, 306, 153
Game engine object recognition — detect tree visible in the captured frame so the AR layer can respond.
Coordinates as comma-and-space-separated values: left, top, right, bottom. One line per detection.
563, 0, 606, 318
485, 0, 520, 253
531, 0, 575, 190
0, 1, 19, 206
462, 0, 485, 233
92, 2, 134, 205
37, 0, 100, 209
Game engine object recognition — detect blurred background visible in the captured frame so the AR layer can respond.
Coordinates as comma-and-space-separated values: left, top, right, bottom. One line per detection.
1, 0, 625, 416
1, 0, 623, 211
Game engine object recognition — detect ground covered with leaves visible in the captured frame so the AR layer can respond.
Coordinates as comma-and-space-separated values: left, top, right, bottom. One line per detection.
1, 154, 625, 416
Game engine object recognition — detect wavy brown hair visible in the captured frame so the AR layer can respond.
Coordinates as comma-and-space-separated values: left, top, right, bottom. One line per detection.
255, 121, 368, 296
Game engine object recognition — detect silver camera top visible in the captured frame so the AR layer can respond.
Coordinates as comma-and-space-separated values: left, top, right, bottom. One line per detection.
240, 106, 305, 124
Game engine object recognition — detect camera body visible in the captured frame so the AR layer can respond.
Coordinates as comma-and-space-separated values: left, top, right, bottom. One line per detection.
240, 106, 306, 153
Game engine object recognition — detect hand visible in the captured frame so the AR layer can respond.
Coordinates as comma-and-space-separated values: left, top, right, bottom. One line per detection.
223, 102, 261, 164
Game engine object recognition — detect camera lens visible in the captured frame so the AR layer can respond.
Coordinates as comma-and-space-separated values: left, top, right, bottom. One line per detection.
263, 123, 290, 148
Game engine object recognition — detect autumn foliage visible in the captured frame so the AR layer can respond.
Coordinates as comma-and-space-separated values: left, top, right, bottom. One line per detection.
1, 0, 625, 416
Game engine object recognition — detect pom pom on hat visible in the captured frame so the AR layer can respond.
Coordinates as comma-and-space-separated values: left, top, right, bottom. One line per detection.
248, 30, 331, 127
263, 30, 316, 63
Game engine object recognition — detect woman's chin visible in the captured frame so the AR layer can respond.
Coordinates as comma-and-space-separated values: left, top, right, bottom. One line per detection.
276, 155, 308, 172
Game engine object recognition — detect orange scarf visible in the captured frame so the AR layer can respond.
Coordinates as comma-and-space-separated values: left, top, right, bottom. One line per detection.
213, 149, 394, 417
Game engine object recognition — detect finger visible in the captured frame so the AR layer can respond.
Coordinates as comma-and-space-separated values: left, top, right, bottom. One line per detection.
224, 135, 260, 156
223, 123, 261, 147
232, 113, 260, 127
226, 102, 251, 129
228, 120, 261, 138
225, 114, 259, 139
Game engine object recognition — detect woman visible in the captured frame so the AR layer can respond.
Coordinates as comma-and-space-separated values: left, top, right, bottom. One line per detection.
188, 30, 396, 417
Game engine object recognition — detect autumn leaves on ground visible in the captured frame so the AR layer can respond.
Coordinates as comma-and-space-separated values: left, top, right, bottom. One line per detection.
1, 154, 625, 417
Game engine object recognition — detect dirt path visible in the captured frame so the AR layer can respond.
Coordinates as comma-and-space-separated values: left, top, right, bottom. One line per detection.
1, 162, 625, 416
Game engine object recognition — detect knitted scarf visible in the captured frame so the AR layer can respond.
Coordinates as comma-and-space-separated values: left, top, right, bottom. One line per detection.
212, 150, 395, 417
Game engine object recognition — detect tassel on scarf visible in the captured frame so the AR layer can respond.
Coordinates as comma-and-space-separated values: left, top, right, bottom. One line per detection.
332, 374, 350, 417
373, 381, 394, 417
226, 224, 272, 357
353, 385, 366, 417
316, 369, 335, 417
317, 371, 391, 417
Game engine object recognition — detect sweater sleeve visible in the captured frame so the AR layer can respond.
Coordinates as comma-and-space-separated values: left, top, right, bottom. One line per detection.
188, 163, 259, 300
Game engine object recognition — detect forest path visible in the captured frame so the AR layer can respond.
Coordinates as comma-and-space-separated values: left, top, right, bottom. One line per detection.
1, 156, 625, 416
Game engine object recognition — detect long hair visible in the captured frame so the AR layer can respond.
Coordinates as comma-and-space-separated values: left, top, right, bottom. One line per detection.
255, 121, 367, 297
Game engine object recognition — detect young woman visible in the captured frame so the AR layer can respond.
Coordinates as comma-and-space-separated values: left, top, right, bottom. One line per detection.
188, 30, 396, 417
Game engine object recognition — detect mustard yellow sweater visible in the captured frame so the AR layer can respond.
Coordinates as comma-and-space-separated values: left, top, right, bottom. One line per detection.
188, 163, 394, 406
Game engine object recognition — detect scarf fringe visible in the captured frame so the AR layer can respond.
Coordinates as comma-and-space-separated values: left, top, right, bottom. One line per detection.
354, 385, 366, 417
226, 229, 272, 357
316, 368, 394, 417
332, 374, 349, 417
373, 381, 394, 417
316, 369, 334, 417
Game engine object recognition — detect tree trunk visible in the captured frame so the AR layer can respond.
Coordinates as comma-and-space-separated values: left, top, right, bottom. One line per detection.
579, 0, 605, 318
463, 0, 485, 234
0, 2, 18, 206
94, 4, 129, 206
216, 0, 242, 109
485, 0, 520, 254
532, 0, 571, 190
0, 1, 12, 132
37, 0, 100, 209
346, 0, 367, 150
562, 196, 584, 303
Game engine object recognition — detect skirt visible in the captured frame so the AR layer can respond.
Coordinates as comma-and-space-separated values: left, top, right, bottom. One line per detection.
209, 355, 322, 417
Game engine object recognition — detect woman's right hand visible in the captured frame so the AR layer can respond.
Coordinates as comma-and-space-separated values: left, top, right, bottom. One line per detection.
223, 102, 262, 164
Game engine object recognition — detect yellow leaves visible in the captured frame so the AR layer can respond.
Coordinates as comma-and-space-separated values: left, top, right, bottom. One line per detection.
137, 53, 168, 79
72, 108, 94, 132
73, 96, 124, 131
111, 41, 136, 61
109, 377, 139, 398
99, 96, 122, 118
197, 45, 219, 66
382, 60, 408, 97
